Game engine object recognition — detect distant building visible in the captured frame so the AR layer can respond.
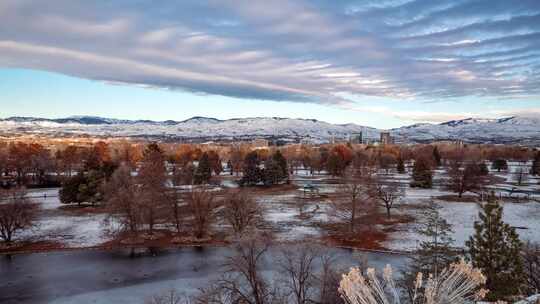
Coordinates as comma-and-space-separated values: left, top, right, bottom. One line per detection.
300, 138, 314, 145
454, 140, 464, 147
252, 138, 269, 148
380, 132, 393, 145
329, 136, 348, 145
349, 132, 363, 144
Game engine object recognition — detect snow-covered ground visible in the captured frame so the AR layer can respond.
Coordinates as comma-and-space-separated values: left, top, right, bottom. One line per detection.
26, 188, 62, 210
382, 165, 540, 251
12, 161, 540, 251
20, 188, 112, 247
257, 192, 325, 241
384, 197, 540, 251
23, 214, 109, 247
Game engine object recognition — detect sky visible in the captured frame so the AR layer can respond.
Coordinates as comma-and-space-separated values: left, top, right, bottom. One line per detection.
1, 0, 539, 129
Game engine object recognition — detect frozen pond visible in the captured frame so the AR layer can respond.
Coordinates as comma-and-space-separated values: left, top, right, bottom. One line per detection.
0, 246, 409, 304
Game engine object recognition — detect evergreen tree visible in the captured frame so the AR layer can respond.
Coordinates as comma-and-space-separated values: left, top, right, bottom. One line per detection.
144, 142, 163, 156
491, 159, 508, 172
531, 151, 540, 176
260, 150, 289, 186
262, 158, 282, 186
194, 152, 212, 184
416, 200, 457, 274
60, 167, 112, 206
272, 150, 288, 180
466, 193, 524, 300
77, 170, 104, 205
240, 151, 262, 186
396, 156, 405, 174
402, 200, 457, 298
411, 157, 433, 188
478, 162, 489, 176
433, 146, 442, 166
227, 160, 233, 175
206, 150, 223, 176
59, 173, 87, 206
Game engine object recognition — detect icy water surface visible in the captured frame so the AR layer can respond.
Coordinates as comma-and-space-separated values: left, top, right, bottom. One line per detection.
0, 246, 409, 304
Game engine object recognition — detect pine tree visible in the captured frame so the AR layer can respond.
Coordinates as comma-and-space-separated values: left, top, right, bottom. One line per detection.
531, 151, 540, 176
144, 142, 163, 156
478, 162, 489, 176
396, 156, 405, 174
433, 146, 442, 166
401, 200, 457, 298
260, 151, 289, 186
194, 152, 212, 184
78, 169, 104, 205
262, 158, 281, 186
417, 200, 458, 274
491, 159, 508, 172
466, 193, 524, 300
411, 157, 433, 188
60, 169, 108, 206
59, 173, 87, 205
227, 160, 233, 175
240, 151, 262, 186
272, 150, 288, 180
206, 150, 223, 176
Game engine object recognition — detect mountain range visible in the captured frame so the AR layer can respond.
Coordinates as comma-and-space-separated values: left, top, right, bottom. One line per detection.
0, 115, 539, 145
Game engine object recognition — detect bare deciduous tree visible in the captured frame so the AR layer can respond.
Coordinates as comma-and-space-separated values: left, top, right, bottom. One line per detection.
229, 146, 244, 177
194, 242, 344, 304
197, 237, 275, 304
378, 153, 397, 174
446, 161, 488, 198
146, 289, 189, 304
278, 244, 319, 304
0, 147, 9, 177
330, 171, 372, 233
138, 145, 169, 236
317, 252, 342, 304
222, 189, 261, 237
0, 188, 38, 244
513, 166, 529, 186
104, 164, 141, 237
173, 162, 195, 186
186, 187, 217, 239
371, 177, 403, 218
168, 187, 185, 235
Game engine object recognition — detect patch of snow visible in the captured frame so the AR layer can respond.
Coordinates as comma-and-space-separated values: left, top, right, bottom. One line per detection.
26, 188, 61, 210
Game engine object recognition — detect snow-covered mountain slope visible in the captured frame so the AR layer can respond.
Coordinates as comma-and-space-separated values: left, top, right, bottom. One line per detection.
0, 116, 378, 143
0, 115, 538, 144
391, 116, 540, 145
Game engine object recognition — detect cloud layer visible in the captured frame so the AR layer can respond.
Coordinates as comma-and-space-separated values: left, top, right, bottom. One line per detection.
1, 0, 539, 108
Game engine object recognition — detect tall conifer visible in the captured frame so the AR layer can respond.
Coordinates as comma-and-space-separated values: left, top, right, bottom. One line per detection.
466, 193, 524, 300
